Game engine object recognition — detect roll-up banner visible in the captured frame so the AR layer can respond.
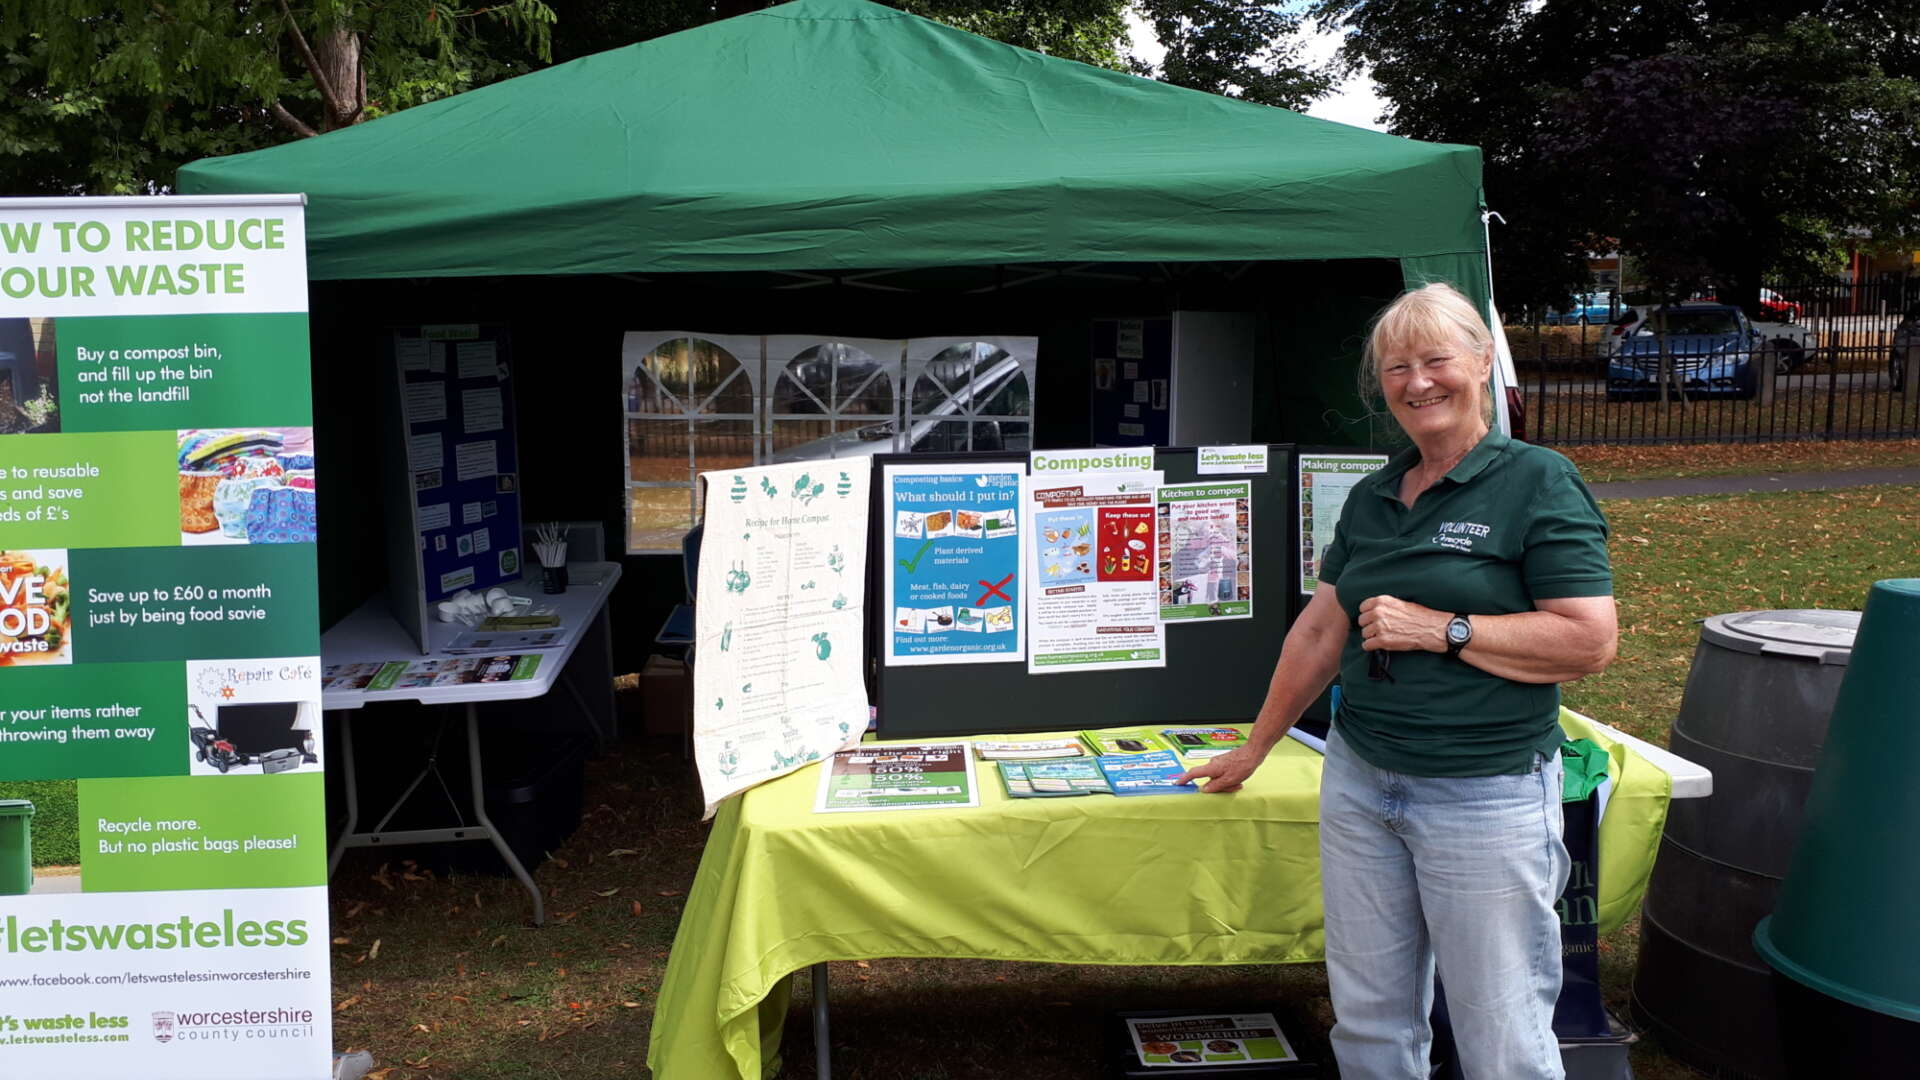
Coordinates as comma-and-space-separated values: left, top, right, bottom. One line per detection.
0, 196, 329, 1078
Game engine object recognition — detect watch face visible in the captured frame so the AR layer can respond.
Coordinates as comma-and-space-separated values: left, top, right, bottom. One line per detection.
1447, 618, 1471, 644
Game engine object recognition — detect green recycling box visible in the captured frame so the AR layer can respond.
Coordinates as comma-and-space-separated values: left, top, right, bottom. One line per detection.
0, 800, 35, 896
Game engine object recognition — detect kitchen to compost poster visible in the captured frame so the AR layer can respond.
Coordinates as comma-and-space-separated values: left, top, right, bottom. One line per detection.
1157, 481, 1252, 621
1298, 453, 1389, 595
883, 462, 1024, 666
0, 195, 330, 1079
693, 460, 870, 818
1023, 469, 1165, 673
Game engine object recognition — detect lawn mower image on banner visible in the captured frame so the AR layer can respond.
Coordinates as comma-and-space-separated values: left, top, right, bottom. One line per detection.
189, 702, 318, 774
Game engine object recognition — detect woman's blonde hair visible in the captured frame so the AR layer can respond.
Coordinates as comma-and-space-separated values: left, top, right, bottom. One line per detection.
1357, 282, 1495, 425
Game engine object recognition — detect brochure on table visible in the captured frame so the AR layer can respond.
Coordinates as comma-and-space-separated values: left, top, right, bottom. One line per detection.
1298, 453, 1389, 595
1157, 480, 1252, 622
814, 743, 978, 813
693, 460, 870, 818
390, 325, 524, 603
0, 195, 331, 1079
882, 462, 1024, 666
1022, 465, 1165, 674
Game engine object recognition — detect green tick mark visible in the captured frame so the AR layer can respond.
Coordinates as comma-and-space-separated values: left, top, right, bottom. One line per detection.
897, 538, 936, 573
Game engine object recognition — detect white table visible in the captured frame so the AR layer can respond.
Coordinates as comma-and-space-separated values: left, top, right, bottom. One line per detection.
320, 562, 622, 925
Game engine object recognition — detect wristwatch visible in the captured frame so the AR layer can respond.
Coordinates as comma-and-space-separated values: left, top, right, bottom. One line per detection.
1445, 613, 1473, 658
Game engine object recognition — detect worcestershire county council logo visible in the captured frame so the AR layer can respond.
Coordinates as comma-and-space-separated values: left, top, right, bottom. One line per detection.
152, 1011, 176, 1043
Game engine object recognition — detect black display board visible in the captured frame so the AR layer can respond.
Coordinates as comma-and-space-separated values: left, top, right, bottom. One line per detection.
870, 445, 1299, 739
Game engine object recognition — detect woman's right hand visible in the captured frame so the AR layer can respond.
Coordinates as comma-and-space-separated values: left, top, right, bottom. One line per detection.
1176, 746, 1263, 794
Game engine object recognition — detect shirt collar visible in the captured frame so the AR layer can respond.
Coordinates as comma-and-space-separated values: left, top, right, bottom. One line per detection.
1370, 428, 1509, 498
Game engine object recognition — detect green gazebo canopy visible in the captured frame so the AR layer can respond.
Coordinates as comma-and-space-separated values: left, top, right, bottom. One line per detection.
177, 0, 1488, 304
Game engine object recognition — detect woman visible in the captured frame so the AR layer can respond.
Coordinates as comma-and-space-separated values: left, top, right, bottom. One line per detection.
1179, 282, 1617, 1079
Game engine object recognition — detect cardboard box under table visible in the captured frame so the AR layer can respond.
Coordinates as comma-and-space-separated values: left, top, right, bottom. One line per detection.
646, 711, 1676, 1080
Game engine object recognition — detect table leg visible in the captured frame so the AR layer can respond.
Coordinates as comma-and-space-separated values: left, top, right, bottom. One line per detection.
812, 962, 831, 1079
466, 703, 545, 926
327, 711, 358, 877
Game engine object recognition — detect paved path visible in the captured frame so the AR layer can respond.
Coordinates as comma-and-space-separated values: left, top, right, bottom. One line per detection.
1589, 467, 1920, 500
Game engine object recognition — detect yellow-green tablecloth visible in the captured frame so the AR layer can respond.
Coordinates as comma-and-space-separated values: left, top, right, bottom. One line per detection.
647, 710, 1671, 1079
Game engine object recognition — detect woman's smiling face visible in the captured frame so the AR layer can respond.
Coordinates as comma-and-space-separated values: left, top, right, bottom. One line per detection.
1375, 334, 1492, 442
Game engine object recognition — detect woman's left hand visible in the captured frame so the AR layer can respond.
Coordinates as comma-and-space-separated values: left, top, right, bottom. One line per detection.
1357, 594, 1449, 653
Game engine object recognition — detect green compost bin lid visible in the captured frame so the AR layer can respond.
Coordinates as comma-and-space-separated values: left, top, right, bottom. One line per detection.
1754, 578, 1920, 1022
0, 800, 34, 818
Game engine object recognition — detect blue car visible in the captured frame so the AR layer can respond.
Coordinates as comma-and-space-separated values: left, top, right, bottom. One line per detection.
1544, 292, 1619, 326
1607, 304, 1760, 399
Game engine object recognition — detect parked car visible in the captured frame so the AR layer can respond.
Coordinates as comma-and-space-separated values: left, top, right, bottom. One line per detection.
1606, 301, 1817, 371
1543, 292, 1618, 325
1757, 288, 1802, 323
1606, 304, 1762, 399
1690, 288, 1802, 323
1892, 303, 1917, 392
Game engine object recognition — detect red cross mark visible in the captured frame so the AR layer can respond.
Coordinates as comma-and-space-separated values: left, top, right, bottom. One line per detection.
976, 573, 1014, 606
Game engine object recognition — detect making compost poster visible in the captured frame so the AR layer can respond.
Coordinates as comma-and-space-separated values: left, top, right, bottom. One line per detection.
1298, 453, 1388, 595
882, 462, 1024, 666
0, 196, 330, 1079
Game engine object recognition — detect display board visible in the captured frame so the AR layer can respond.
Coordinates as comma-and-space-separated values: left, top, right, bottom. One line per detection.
389, 325, 523, 602
871, 446, 1297, 739
0, 194, 331, 1078
1089, 318, 1171, 446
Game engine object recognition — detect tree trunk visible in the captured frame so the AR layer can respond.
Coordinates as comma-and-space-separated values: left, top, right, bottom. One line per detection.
313, 28, 364, 131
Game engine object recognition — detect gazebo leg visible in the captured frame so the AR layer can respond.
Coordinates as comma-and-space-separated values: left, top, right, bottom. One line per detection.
812, 962, 831, 1079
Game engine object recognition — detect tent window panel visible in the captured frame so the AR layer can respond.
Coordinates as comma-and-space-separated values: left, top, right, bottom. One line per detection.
638, 341, 695, 411
627, 485, 696, 553
689, 339, 753, 415
690, 418, 756, 473
628, 419, 691, 484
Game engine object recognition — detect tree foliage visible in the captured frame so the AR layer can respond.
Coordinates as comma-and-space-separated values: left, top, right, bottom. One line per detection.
1130, 0, 1331, 109
1, 0, 557, 194
1316, 0, 1920, 313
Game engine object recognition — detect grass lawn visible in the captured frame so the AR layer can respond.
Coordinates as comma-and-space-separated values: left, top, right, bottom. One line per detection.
1559, 437, 1920, 483
327, 482, 1920, 1080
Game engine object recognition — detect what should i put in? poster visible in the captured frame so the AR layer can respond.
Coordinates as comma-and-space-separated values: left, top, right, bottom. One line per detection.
0, 195, 331, 1079
883, 463, 1024, 666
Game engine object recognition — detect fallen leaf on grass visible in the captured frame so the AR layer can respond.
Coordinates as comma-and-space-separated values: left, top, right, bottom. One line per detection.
413, 1023, 430, 1034
853, 961, 869, 969
622, 1002, 642, 1009
630, 900, 645, 917
366, 1070, 393, 1080
656, 889, 684, 897
332, 937, 352, 946
489, 935, 508, 949
334, 996, 360, 1013
595, 887, 621, 897
368, 939, 382, 961
607, 848, 640, 857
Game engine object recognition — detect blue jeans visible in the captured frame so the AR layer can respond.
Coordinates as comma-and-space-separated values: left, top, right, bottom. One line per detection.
1319, 726, 1570, 1080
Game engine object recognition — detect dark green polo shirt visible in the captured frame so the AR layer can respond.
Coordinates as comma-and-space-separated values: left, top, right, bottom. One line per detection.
1319, 429, 1612, 777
